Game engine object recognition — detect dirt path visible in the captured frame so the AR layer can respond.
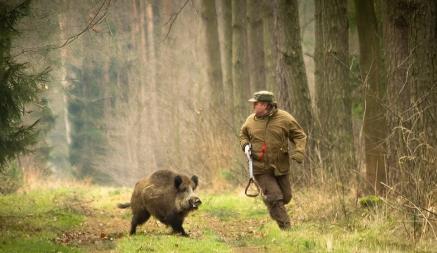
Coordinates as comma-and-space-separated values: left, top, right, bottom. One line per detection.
54, 197, 269, 252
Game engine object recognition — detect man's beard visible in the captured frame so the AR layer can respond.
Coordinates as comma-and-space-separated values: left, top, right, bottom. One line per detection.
255, 108, 270, 117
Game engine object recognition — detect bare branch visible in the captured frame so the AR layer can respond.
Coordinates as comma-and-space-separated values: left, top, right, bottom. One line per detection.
12, 0, 112, 57
162, 0, 190, 41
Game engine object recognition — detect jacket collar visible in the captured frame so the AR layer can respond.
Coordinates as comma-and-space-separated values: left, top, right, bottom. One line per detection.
254, 107, 278, 120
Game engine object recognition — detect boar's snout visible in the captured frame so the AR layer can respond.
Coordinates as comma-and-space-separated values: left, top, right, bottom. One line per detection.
189, 196, 202, 209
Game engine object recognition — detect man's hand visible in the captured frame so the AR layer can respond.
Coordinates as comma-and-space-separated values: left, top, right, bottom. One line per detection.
291, 152, 304, 163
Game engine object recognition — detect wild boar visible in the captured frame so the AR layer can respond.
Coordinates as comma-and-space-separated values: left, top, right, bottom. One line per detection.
118, 170, 201, 236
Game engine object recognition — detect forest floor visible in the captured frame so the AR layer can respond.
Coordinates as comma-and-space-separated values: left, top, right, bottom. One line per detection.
0, 180, 435, 253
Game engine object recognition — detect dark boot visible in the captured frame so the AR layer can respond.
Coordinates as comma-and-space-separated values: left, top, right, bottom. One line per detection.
265, 200, 291, 229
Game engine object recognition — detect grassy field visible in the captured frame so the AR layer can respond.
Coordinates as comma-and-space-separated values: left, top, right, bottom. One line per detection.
0, 181, 435, 253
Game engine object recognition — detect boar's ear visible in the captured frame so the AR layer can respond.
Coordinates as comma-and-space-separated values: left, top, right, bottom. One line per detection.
191, 175, 199, 190
174, 175, 183, 189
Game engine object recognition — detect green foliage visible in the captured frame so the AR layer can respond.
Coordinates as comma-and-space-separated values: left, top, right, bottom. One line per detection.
0, 188, 85, 253
0, 0, 50, 170
0, 0, 31, 38
359, 195, 383, 208
0, 160, 22, 194
31, 97, 56, 172
67, 63, 109, 182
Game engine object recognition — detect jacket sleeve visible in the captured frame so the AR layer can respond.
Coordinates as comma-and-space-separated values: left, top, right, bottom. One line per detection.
239, 118, 250, 151
288, 116, 307, 155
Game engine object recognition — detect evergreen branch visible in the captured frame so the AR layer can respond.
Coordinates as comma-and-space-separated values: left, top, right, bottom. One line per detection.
1, 0, 31, 33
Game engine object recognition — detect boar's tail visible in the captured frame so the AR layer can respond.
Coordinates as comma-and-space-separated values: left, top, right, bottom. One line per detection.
117, 203, 131, 209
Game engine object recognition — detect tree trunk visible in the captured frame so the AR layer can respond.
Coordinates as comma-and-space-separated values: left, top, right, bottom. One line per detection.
314, 0, 355, 174
355, 0, 387, 193
409, 0, 437, 206
246, 0, 266, 92
232, 0, 250, 128
382, 0, 411, 182
382, 0, 437, 205
217, 0, 234, 123
58, 6, 71, 147
410, 1, 437, 149
49, 0, 73, 174
132, 0, 151, 173
262, 0, 277, 94
274, 0, 315, 180
199, 0, 224, 112
145, 0, 161, 168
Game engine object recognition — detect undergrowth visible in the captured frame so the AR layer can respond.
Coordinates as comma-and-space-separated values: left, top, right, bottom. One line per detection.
0, 180, 435, 252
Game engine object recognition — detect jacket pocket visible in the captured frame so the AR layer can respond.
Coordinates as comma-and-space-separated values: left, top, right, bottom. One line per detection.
275, 147, 290, 174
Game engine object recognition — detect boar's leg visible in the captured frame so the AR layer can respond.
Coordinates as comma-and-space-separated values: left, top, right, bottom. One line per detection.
130, 211, 151, 235
168, 214, 188, 236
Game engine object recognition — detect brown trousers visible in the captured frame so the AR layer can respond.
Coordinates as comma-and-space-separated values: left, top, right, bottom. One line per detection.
255, 171, 292, 229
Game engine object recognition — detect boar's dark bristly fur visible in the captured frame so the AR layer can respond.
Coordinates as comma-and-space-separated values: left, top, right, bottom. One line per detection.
118, 170, 201, 236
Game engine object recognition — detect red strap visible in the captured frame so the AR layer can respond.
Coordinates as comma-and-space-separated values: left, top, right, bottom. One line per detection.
258, 143, 267, 161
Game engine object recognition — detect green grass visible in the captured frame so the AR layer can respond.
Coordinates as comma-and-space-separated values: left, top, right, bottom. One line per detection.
1, 185, 435, 253
0, 238, 82, 253
0, 188, 85, 253
200, 193, 267, 220
116, 230, 231, 253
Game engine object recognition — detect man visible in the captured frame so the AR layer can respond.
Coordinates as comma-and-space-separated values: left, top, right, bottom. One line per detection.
239, 90, 307, 230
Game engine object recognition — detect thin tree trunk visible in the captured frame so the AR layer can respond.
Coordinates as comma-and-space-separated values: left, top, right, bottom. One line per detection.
159, 0, 183, 168
246, 0, 266, 92
132, 0, 149, 173
58, 10, 71, 147
232, 0, 250, 128
145, 0, 160, 168
262, 0, 277, 94
217, 0, 234, 123
199, 0, 224, 113
355, 0, 387, 193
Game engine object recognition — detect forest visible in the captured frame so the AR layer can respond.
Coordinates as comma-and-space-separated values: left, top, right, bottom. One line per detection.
0, 0, 436, 252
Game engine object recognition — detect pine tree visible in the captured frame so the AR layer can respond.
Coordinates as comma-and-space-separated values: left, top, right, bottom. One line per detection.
0, 0, 49, 170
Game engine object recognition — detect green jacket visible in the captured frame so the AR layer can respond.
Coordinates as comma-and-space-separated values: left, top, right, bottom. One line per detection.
239, 108, 307, 175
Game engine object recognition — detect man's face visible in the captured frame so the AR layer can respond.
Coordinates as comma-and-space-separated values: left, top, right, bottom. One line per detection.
253, 102, 268, 116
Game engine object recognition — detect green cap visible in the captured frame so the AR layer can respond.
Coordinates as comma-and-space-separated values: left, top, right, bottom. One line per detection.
248, 90, 276, 103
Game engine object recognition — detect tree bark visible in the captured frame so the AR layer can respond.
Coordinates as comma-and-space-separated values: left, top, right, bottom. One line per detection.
314, 0, 355, 174
382, 0, 437, 204
217, 0, 234, 122
408, 0, 437, 149
262, 0, 277, 94
246, 0, 266, 92
355, 0, 387, 193
409, 0, 437, 205
145, 0, 160, 168
274, 0, 315, 179
382, 0, 411, 180
57, 5, 72, 147
199, 0, 224, 112
232, 0, 250, 128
